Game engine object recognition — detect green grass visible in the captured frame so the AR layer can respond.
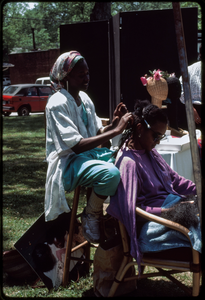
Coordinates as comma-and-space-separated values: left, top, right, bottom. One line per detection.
2, 114, 202, 298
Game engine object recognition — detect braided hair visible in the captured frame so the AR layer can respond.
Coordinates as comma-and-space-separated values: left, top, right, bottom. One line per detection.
116, 100, 168, 154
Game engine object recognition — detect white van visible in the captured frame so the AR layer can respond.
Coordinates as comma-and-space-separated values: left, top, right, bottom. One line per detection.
35, 77, 50, 85
3, 77, 11, 86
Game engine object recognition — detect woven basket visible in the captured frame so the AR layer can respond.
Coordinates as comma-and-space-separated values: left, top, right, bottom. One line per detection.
146, 77, 168, 108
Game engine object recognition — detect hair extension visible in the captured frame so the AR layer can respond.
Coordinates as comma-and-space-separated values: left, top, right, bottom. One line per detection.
140, 102, 168, 126
113, 99, 168, 157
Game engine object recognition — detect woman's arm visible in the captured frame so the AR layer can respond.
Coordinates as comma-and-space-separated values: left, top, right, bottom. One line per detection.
72, 112, 132, 154
98, 102, 128, 134
140, 204, 162, 216
170, 168, 196, 196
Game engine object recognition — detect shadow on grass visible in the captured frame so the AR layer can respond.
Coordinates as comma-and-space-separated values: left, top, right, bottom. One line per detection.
3, 159, 47, 189
3, 115, 47, 217
3, 272, 39, 288
82, 277, 199, 297
3, 269, 202, 298
3, 114, 45, 132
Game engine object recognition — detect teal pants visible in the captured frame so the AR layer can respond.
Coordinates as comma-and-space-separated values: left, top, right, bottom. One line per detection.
62, 148, 120, 196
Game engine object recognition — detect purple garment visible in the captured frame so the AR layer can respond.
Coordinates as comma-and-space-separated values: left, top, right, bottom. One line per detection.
107, 142, 196, 268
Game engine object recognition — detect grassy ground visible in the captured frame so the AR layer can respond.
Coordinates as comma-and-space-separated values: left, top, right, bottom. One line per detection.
2, 114, 202, 298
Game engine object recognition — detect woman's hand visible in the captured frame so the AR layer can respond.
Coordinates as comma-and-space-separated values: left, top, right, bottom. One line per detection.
115, 112, 134, 134
111, 102, 128, 128
72, 112, 133, 154
113, 102, 128, 118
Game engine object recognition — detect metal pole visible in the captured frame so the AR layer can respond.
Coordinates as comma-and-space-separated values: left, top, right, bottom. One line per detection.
172, 2, 202, 222
31, 27, 36, 50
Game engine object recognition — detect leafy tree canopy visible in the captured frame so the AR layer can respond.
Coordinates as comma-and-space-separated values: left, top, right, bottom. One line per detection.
2, 1, 201, 57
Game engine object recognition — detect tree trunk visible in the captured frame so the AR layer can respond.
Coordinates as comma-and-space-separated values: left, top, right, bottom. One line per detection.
90, 2, 111, 21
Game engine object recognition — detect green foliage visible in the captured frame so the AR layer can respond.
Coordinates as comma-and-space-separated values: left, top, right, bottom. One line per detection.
2, 2, 95, 53
2, 2, 201, 58
111, 1, 201, 22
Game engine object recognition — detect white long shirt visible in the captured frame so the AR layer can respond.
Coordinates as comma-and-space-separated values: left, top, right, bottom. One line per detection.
179, 61, 201, 105
45, 88, 102, 221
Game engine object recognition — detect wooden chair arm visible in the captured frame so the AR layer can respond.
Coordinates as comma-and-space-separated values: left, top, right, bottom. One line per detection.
136, 207, 201, 268
135, 207, 191, 244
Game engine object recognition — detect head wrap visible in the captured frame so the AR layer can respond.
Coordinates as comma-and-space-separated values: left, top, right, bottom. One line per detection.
49, 51, 84, 90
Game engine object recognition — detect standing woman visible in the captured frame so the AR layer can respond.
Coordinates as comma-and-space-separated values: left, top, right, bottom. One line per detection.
45, 51, 132, 243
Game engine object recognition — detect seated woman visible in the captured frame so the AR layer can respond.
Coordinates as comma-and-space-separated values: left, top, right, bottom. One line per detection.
45, 51, 132, 244
107, 99, 201, 267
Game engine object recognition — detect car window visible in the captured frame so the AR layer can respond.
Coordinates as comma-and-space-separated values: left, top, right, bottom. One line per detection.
27, 87, 38, 96
3, 86, 19, 94
44, 80, 50, 85
16, 88, 29, 96
36, 80, 41, 84
38, 86, 53, 96
3, 86, 9, 92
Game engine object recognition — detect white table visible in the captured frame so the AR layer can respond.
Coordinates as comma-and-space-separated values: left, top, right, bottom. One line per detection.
157, 148, 194, 182
156, 135, 194, 182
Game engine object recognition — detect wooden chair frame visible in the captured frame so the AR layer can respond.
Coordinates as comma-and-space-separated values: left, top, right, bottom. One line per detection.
62, 186, 97, 287
108, 207, 201, 297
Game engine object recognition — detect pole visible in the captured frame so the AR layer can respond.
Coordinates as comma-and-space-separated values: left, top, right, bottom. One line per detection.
31, 27, 36, 50
172, 3, 202, 222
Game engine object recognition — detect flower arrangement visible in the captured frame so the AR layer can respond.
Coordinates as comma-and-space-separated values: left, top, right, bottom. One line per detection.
140, 69, 175, 86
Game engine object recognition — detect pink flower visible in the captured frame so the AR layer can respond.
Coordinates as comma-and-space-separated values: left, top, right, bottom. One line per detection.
140, 77, 147, 86
170, 73, 176, 77
154, 70, 162, 81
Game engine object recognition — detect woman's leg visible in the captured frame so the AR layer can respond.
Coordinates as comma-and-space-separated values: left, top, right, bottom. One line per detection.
62, 156, 120, 242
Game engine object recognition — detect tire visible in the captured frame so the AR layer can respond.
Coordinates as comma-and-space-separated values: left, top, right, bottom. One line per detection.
3, 112, 11, 117
18, 106, 30, 116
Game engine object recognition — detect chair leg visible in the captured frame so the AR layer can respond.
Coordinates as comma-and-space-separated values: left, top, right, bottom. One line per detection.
86, 187, 92, 204
62, 186, 81, 287
108, 255, 130, 297
83, 242, 91, 274
192, 272, 200, 296
191, 248, 201, 296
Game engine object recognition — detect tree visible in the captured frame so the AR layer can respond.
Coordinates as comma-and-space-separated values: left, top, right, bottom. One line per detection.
111, 1, 201, 29
2, 2, 95, 53
90, 2, 111, 21
2, 2, 30, 53
2, 1, 201, 56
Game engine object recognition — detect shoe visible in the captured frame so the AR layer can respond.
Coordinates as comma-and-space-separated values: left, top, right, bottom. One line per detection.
81, 208, 100, 243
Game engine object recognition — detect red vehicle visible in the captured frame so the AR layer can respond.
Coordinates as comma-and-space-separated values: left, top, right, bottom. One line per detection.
2, 84, 55, 116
